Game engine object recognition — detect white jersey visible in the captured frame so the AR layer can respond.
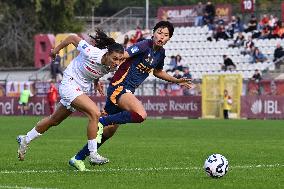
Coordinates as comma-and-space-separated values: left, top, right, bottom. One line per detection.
63, 39, 109, 92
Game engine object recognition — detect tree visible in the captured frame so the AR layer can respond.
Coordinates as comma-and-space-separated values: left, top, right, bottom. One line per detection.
0, 1, 37, 67
0, 0, 102, 68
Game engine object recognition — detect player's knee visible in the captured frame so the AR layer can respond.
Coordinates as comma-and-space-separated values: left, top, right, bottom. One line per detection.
140, 111, 147, 120
88, 109, 101, 120
131, 111, 146, 123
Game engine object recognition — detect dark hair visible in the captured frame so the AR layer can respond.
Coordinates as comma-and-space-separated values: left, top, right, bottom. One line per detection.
176, 54, 182, 61
153, 21, 174, 38
89, 29, 124, 54
107, 43, 124, 54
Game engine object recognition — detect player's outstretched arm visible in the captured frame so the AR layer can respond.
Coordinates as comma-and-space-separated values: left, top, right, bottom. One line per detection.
153, 69, 194, 89
51, 35, 81, 58
94, 79, 105, 96
123, 51, 130, 59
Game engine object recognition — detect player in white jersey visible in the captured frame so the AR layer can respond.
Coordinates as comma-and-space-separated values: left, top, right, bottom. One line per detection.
16, 30, 125, 169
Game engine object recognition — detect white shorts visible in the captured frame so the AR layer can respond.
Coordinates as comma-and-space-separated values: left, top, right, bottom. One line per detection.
59, 77, 84, 112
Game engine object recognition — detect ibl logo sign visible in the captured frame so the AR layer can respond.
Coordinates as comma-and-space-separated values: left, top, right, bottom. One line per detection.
251, 100, 282, 115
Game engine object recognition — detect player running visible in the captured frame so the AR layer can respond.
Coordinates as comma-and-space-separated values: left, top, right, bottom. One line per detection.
69, 21, 194, 171
16, 30, 125, 166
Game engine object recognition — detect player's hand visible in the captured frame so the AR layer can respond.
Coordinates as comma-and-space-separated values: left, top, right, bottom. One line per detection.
100, 109, 108, 116
177, 78, 195, 89
95, 81, 104, 96
50, 49, 57, 59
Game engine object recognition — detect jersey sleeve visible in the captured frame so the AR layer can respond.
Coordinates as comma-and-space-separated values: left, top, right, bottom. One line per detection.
126, 40, 150, 58
77, 40, 96, 56
155, 50, 166, 70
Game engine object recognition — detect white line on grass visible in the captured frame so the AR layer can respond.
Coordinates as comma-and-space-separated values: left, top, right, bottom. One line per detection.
0, 164, 283, 174
0, 185, 57, 189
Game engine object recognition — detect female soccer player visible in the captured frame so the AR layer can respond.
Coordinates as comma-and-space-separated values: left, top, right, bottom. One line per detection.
17, 30, 125, 165
70, 21, 194, 171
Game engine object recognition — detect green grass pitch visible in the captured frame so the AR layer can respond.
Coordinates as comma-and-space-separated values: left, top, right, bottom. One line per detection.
0, 116, 283, 189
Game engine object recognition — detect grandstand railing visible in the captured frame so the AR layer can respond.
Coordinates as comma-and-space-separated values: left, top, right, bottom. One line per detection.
77, 7, 157, 33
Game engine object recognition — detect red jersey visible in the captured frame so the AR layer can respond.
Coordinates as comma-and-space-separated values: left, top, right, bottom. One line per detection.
48, 84, 58, 102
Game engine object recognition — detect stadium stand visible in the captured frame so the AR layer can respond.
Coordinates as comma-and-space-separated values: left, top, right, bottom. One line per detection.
162, 26, 276, 80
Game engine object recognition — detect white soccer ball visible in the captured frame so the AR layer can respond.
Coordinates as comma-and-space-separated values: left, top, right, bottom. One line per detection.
204, 154, 229, 178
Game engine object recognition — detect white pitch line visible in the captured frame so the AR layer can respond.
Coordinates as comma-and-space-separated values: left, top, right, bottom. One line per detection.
0, 164, 283, 174
0, 185, 57, 189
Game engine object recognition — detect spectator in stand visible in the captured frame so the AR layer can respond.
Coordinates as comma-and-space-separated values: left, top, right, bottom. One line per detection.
203, 1, 215, 29
221, 55, 236, 71
18, 84, 33, 115
176, 54, 187, 71
227, 16, 244, 37
182, 67, 192, 79
229, 32, 245, 48
182, 67, 192, 96
245, 15, 258, 32
134, 26, 143, 42
172, 69, 182, 79
270, 19, 281, 38
251, 69, 262, 95
50, 54, 63, 81
268, 15, 277, 29
273, 43, 284, 61
277, 24, 284, 38
194, 2, 204, 26
258, 25, 271, 39
214, 24, 229, 41
250, 47, 267, 63
167, 55, 177, 72
123, 35, 129, 49
215, 15, 225, 26
47, 80, 58, 114
258, 14, 269, 30
170, 69, 182, 94
241, 35, 255, 55
129, 34, 137, 46
251, 69, 262, 83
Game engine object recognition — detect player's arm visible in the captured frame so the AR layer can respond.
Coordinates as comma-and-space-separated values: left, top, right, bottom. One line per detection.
124, 40, 149, 59
51, 35, 81, 57
94, 79, 104, 96
123, 51, 130, 59
153, 69, 194, 89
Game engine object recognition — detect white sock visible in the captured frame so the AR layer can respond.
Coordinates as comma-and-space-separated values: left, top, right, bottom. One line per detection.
26, 127, 42, 144
88, 139, 97, 153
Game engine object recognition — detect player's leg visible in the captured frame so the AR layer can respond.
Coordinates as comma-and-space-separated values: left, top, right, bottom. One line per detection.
99, 92, 147, 126
71, 93, 146, 166
70, 94, 109, 167
69, 90, 147, 169
70, 100, 121, 165
223, 109, 228, 119
17, 103, 72, 161
73, 124, 119, 162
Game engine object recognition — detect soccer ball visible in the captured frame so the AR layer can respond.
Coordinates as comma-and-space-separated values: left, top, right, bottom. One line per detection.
204, 154, 229, 178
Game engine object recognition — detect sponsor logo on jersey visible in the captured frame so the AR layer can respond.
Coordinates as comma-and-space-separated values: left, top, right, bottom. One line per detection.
86, 66, 101, 75
144, 53, 154, 64
131, 46, 139, 53
82, 44, 88, 49
125, 89, 133, 94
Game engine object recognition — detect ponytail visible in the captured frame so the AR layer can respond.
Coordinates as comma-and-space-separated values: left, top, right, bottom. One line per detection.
89, 29, 115, 49
89, 29, 124, 54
